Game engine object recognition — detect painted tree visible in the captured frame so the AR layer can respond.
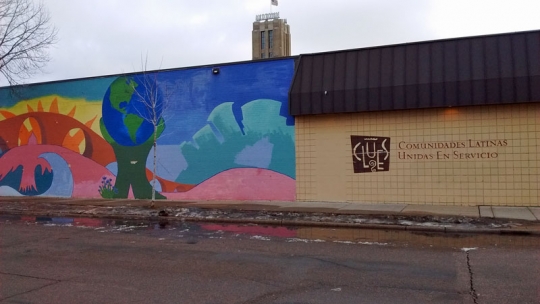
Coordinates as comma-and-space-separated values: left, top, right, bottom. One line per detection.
100, 67, 171, 205
0, 0, 57, 85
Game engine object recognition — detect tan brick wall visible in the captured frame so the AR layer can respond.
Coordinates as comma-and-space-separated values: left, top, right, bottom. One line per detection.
296, 103, 540, 206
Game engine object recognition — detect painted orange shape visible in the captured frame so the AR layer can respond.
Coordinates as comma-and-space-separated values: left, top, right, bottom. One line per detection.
0, 110, 15, 119
49, 98, 59, 113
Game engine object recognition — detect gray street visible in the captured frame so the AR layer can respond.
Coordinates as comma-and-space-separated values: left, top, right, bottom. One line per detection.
0, 216, 539, 303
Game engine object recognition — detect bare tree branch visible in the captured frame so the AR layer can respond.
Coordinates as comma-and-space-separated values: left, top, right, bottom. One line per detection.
0, 0, 57, 85
128, 55, 174, 205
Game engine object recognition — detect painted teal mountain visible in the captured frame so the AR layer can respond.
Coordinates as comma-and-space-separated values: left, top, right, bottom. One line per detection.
175, 99, 295, 185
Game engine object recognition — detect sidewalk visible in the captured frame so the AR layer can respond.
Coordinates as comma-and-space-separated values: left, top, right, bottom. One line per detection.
0, 196, 539, 235
186, 200, 540, 222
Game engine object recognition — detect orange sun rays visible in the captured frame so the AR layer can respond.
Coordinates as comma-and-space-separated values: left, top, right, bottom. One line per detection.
11, 99, 97, 154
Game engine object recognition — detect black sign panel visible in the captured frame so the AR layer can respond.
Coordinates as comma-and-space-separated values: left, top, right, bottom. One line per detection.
351, 136, 391, 173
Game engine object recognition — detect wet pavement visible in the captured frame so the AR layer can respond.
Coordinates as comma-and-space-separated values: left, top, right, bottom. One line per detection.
2, 214, 539, 250
1, 197, 540, 237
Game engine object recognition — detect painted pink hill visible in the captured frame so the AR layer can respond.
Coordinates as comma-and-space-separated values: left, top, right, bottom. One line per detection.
165, 168, 295, 201
0, 145, 115, 198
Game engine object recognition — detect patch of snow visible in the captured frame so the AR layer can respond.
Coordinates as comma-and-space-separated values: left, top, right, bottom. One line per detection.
461, 247, 478, 252
110, 225, 143, 232
83, 208, 98, 214
365, 219, 389, 224
418, 222, 453, 228
250, 235, 271, 241
331, 288, 341, 292
358, 241, 388, 246
44, 223, 72, 227
286, 238, 309, 243
399, 220, 414, 226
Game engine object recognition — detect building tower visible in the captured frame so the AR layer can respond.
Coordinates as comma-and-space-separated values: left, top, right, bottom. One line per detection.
252, 12, 291, 60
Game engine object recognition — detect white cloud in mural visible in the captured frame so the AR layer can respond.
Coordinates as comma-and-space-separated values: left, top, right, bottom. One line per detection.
234, 137, 274, 168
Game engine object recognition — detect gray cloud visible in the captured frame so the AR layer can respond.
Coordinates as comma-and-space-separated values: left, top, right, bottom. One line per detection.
12, 0, 540, 85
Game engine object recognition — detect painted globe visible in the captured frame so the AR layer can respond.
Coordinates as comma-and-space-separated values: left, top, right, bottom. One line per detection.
102, 76, 164, 146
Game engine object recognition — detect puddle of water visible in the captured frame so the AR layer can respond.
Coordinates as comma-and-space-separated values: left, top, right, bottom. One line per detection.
295, 227, 540, 249
200, 223, 297, 238
1, 215, 539, 249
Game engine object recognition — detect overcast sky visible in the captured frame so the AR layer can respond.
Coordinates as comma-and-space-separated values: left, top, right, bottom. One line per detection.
14, 0, 540, 85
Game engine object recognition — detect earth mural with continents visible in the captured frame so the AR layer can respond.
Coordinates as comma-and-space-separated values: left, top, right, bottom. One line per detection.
102, 76, 163, 146
100, 76, 166, 199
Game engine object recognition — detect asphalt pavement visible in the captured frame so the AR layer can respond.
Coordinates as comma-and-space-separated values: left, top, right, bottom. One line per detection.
1, 216, 539, 303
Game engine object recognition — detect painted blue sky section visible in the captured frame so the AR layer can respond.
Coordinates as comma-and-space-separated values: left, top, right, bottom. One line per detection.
0, 76, 116, 106
154, 58, 295, 145
0, 58, 295, 147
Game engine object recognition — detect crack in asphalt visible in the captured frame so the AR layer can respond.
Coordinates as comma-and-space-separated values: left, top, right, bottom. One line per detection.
0, 271, 60, 282
465, 251, 479, 304
305, 256, 366, 273
0, 280, 61, 302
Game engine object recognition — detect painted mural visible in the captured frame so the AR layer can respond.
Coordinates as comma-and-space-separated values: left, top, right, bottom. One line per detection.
0, 59, 296, 201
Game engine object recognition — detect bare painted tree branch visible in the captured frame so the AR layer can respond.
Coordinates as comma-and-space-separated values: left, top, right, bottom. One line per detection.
0, 0, 57, 85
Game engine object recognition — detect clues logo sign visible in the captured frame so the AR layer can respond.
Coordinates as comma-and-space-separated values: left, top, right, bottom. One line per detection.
351, 136, 391, 173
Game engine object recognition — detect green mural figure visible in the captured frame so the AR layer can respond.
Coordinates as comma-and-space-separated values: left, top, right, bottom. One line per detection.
100, 76, 166, 199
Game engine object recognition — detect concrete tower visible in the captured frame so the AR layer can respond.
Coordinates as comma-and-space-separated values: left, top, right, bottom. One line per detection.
252, 12, 291, 60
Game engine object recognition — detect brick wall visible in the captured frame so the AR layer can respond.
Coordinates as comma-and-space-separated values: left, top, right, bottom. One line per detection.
296, 103, 539, 206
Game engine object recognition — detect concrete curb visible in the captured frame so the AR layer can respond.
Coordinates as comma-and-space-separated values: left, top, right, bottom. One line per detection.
2, 209, 539, 236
